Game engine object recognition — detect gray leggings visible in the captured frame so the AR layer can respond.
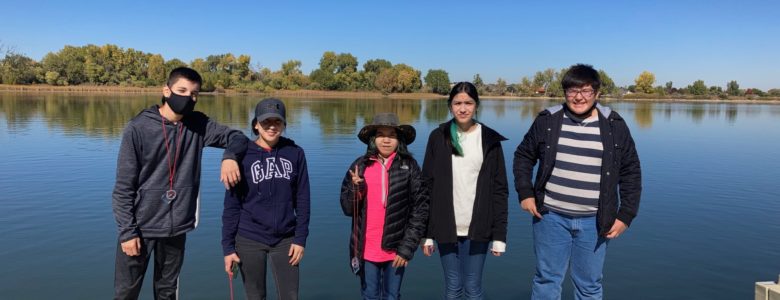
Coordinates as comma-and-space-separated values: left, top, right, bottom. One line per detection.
235, 234, 299, 300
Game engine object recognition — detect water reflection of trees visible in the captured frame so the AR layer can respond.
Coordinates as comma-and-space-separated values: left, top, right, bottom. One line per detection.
107, 95, 426, 137
0, 93, 266, 138
4, 94, 776, 138
491, 100, 507, 118
663, 103, 673, 121
725, 105, 738, 123
689, 104, 705, 123
0, 93, 157, 137
424, 99, 450, 124
305, 98, 423, 136
425, 98, 554, 125
633, 102, 654, 128
0, 95, 582, 139
0, 95, 427, 138
518, 99, 555, 120
707, 104, 721, 119
771, 105, 780, 116
1, 94, 42, 131
196, 95, 263, 130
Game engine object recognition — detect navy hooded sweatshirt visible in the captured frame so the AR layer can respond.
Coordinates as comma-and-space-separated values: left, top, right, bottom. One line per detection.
222, 137, 311, 255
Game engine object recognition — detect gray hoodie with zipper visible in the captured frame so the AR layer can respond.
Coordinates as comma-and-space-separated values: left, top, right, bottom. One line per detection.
112, 105, 248, 242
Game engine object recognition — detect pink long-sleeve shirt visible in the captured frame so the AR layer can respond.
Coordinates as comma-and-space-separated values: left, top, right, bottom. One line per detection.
362, 152, 397, 262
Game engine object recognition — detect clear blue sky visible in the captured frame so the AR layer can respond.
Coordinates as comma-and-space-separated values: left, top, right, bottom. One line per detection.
2, 0, 779, 89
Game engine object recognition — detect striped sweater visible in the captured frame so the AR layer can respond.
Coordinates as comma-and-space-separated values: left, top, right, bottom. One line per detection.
543, 113, 602, 216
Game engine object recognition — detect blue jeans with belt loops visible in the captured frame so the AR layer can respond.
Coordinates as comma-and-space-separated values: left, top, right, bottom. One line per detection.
531, 211, 609, 300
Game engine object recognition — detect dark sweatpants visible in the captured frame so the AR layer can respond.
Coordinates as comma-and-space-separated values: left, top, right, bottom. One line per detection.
114, 234, 186, 300
235, 234, 299, 300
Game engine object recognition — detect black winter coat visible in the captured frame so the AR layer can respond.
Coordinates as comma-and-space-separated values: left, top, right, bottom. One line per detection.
340, 154, 429, 263
513, 103, 642, 236
422, 120, 509, 244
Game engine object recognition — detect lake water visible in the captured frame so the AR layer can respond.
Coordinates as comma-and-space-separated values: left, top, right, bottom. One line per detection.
1, 93, 779, 299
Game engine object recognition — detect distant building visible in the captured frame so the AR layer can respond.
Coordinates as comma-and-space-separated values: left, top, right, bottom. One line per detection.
535, 83, 548, 95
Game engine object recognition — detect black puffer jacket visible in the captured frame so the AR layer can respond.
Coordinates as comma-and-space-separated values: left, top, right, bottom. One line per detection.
340, 154, 429, 265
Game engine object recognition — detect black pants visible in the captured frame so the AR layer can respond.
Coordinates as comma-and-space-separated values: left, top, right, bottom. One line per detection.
114, 234, 186, 300
235, 234, 299, 300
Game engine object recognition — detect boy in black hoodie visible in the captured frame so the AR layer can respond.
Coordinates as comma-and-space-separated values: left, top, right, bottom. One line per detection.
222, 98, 311, 300
112, 67, 247, 299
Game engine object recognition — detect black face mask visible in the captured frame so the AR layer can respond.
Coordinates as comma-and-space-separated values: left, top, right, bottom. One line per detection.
164, 90, 196, 116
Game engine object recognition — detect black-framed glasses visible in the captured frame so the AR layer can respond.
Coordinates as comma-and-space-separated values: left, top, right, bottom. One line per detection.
565, 88, 596, 98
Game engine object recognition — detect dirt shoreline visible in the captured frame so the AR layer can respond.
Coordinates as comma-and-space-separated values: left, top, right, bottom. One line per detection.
1, 84, 778, 104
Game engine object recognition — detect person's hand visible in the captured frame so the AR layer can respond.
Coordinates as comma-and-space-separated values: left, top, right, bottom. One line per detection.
491, 241, 505, 257
288, 244, 304, 266
521, 197, 542, 219
348, 165, 363, 186
224, 253, 241, 278
392, 255, 408, 268
422, 243, 435, 256
220, 159, 241, 189
121, 237, 141, 256
605, 219, 628, 239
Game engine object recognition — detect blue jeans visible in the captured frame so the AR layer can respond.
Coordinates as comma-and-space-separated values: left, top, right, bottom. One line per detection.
360, 260, 405, 300
438, 238, 489, 300
531, 211, 609, 300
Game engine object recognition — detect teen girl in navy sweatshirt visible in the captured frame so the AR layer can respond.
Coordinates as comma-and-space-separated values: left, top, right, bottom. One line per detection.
222, 98, 310, 300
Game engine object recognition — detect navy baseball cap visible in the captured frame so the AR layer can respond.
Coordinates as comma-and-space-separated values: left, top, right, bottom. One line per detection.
252, 98, 286, 135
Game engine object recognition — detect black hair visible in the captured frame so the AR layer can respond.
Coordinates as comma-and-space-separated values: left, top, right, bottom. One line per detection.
252, 119, 259, 135
447, 81, 480, 106
167, 67, 203, 87
562, 64, 601, 92
444, 81, 480, 155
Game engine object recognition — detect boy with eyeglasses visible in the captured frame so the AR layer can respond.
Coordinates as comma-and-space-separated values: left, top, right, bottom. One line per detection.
112, 67, 248, 299
513, 64, 642, 299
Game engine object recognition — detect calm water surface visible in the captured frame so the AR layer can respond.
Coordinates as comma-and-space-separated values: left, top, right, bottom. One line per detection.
1, 93, 779, 299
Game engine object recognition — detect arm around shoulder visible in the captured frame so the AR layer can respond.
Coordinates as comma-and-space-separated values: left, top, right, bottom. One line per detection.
200, 116, 249, 160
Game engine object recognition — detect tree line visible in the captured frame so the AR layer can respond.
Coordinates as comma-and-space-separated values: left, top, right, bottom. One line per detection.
1, 43, 777, 98
0, 44, 427, 94
629, 71, 779, 99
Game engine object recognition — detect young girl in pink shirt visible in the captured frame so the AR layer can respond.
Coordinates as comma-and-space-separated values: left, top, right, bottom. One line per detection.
340, 112, 429, 300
